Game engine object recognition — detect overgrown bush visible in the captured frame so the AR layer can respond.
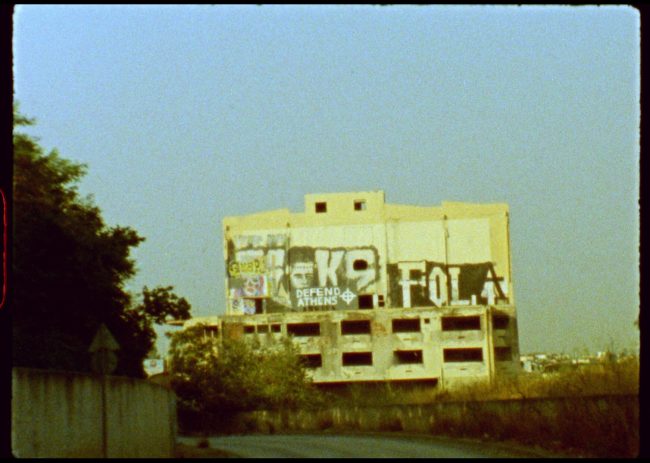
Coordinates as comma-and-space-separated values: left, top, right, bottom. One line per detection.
169, 324, 322, 414
393, 356, 641, 404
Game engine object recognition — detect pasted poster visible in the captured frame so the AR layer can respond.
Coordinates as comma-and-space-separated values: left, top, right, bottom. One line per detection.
226, 234, 379, 313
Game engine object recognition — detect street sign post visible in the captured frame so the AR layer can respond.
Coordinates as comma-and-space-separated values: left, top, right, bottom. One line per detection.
89, 323, 120, 375
88, 323, 120, 457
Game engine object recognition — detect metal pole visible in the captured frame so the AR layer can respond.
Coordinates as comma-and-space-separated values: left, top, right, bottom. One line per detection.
101, 372, 107, 458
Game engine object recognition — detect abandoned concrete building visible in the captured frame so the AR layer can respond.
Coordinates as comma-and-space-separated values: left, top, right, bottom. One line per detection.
183, 190, 521, 388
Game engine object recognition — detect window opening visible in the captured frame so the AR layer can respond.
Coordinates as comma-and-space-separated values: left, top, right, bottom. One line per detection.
394, 350, 423, 364
358, 294, 374, 309
341, 319, 371, 335
392, 318, 421, 333
353, 259, 368, 270
301, 354, 322, 368
441, 316, 481, 331
271, 324, 281, 333
315, 202, 327, 213
492, 314, 510, 330
443, 348, 483, 362
354, 200, 366, 211
287, 322, 320, 337
257, 324, 269, 334
243, 325, 255, 334
342, 352, 373, 366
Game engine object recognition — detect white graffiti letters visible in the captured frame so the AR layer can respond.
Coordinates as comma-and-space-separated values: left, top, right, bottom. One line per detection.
397, 262, 426, 308
448, 267, 461, 303
396, 262, 507, 308
344, 249, 377, 292
315, 249, 344, 287
295, 287, 341, 307
428, 266, 448, 307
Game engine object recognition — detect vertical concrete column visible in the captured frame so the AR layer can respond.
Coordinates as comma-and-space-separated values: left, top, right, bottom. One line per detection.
485, 306, 495, 385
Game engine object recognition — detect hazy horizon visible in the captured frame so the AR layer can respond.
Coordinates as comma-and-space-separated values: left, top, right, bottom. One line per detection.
13, 5, 640, 355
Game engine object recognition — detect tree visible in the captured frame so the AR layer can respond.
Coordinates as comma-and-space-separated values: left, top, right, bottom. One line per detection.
118, 285, 192, 374
12, 105, 190, 376
168, 325, 316, 413
139, 285, 191, 324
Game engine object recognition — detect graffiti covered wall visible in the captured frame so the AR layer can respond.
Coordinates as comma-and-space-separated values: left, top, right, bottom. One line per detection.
386, 261, 508, 308
226, 234, 381, 313
226, 222, 509, 314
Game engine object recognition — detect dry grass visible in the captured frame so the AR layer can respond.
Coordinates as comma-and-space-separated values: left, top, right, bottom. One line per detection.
399, 357, 640, 404
392, 358, 640, 457
240, 358, 639, 457
179, 359, 639, 457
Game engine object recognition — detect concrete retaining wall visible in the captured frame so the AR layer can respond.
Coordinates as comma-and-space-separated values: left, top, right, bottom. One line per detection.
230, 395, 638, 457
12, 368, 176, 458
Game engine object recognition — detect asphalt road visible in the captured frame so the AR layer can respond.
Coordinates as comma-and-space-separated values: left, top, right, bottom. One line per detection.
178, 433, 566, 458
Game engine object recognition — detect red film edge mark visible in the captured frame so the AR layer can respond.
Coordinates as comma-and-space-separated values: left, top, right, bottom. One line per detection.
0, 188, 5, 309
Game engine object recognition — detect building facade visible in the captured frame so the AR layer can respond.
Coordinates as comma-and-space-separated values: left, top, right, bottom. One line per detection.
186, 191, 521, 388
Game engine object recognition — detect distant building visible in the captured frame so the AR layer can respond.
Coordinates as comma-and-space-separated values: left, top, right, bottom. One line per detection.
184, 191, 521, 389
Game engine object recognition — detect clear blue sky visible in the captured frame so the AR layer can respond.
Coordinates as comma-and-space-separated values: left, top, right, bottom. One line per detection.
13, 5, 639, 355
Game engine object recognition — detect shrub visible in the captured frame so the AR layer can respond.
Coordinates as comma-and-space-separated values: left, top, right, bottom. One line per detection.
169, 324, 320, 414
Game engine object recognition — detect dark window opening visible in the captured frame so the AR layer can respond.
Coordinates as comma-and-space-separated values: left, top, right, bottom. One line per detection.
353, 259, 368, 270
394, 350, 423, 364
354, 200, 366, 211
271, 324, 281, 333
443, 348, 484, 362
342, 352, 373, 366
243, 325, 255, 334
257, 324, 269, 334
493, 314, 510, 330
392, 318, 421, 333
315, 202, 327, 213
287, 322, 320, 337
378, 295, 385, 307
341, 319, 371, 335
358, 294, 374, 309
301, 354, 322, 369
442, 316, 481, 331
495, 346, 512, 361
423, 318, 430, 324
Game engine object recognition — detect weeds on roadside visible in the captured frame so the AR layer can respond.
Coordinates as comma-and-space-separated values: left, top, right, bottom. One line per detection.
412, 357, 639, 404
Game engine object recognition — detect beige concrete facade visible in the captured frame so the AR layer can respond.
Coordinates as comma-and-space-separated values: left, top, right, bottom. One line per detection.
190, 191, 520, 387
12, 368, 177, 458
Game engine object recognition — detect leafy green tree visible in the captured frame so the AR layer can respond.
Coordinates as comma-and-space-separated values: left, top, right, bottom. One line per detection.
139, 285, 191, 324
169, 325, 315, 413
168, 324, 222, 410
256, 337, 314, 409
12, 105, 190, 376
119, 285, 192, 374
